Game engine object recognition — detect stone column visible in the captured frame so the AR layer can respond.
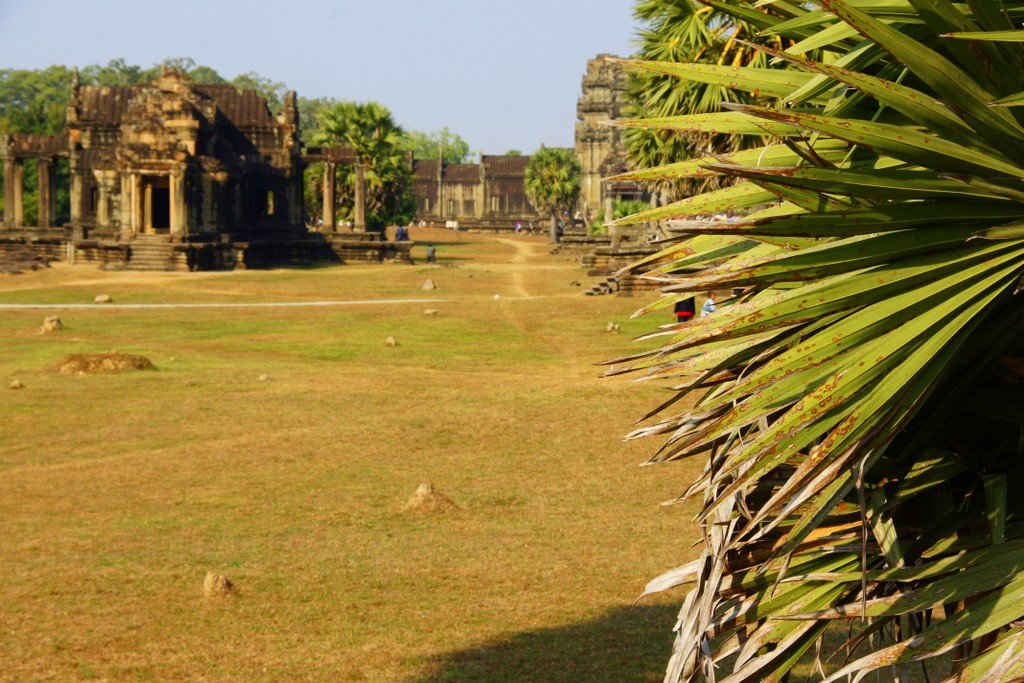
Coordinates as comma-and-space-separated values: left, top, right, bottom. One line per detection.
170, 170, 186, 236
291, 172, 304, 227
353, 162, 367, 232
70, 168, 84, 226
201, 176, 215, 231
119, 174, 134, 236
37, 158, 55, 229
12, 160, 25, 228
603, 182, 614, 225
322, 162, 335, 232
2, 157, 15, 228
144, 183, 153, 234
95, 173, 116, 229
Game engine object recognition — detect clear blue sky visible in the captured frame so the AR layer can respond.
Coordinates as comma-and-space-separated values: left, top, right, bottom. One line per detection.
0, 0, 637, 155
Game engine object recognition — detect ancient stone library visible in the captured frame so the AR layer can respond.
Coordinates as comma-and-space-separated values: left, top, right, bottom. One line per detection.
0, 69, 400, 270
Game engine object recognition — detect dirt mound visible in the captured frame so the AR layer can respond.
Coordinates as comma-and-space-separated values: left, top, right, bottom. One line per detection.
203, 572, 236, 597
51, 353, 156, 376
39, 316, 62, 334
0, 249, 49, 275
402, 483, 459, 514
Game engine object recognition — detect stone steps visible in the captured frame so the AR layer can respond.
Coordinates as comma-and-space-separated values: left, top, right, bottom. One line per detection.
126, 236, 176, 271
584, 275, 620, 296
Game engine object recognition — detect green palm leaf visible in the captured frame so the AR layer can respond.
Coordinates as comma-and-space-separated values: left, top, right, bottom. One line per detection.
615, 1, 1024, 681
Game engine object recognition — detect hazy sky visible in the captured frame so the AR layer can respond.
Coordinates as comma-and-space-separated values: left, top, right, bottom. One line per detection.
0, 1, 637, 154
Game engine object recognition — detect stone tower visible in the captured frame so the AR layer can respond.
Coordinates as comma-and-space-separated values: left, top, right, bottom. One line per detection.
574, 55, 636, 221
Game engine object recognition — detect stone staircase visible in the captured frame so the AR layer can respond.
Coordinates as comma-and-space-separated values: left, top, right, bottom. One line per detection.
584, 275, 620, 296
126, 234, 176, 271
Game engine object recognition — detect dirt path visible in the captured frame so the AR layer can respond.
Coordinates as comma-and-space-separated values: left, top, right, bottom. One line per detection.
493, 237, 545, 298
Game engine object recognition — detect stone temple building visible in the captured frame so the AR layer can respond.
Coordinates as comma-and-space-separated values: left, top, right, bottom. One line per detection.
411, 155, 541, 231
574, 54, 646, 223
0, 69, 399, 269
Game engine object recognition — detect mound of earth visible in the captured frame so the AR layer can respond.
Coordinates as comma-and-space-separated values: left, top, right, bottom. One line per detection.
402, 483, 459, 514
0, 249, 49, 275
51, 353, 156, 376
203, 572, 236, 597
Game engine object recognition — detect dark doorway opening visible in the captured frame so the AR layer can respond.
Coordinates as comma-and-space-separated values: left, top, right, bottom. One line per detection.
151, 187, 170, 230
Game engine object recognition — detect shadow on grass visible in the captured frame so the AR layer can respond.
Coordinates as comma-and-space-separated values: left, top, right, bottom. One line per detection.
419, 604, 677, 683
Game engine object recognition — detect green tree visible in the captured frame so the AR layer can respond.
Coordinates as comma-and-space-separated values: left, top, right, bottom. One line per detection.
613, 1, 1024, 680
504, 149, 523, 156
313, 101, 413, 229
79, 58, 151, 87
402, 128, 471, 164
231, 71, 286, 113
524, 147, 580, 243
297, 96, 340, 144
622, 0, 769, 201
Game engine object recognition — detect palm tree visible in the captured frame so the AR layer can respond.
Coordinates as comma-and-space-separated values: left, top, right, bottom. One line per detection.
621, 0, 770, 202
313, 101, 413, 230
611, 1, 1024, 680
524, 147, 581, 243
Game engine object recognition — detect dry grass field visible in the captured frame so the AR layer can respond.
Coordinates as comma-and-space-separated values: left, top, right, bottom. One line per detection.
0, 228, 703, 681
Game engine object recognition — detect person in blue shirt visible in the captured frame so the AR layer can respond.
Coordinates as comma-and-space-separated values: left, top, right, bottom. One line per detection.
701, 292, 717, 317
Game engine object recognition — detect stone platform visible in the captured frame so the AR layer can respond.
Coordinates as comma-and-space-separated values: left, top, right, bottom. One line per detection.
0, 229, 411, 272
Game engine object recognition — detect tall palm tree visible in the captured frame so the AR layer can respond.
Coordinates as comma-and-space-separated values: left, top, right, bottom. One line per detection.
314, 101, 412, 229
611, 1, 1024, 680
621, 0, 771, 201
524, 147, 581, 243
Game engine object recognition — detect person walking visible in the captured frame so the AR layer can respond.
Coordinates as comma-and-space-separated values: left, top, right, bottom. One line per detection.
426, 244, 436, 263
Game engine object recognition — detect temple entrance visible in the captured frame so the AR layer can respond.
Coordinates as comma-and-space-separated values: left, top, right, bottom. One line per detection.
151, 187, 169, 230
141, 176, 170, 233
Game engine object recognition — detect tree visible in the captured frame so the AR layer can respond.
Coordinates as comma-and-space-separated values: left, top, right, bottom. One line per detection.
313, 101, 413, 229
231, 71, 286, 113
621, 0, 769, 201
297, 96, 340, 144
402, 128, 471, 164
612, 1, 1024, 681
524, 147, 580, 243
504, 149, 523, 156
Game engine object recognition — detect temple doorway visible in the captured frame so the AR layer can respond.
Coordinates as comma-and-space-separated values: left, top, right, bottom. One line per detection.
151, 187, 169, 231
142, 176, 170, 233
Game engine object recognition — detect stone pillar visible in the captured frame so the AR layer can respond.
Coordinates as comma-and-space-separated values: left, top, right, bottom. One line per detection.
2, 157, 15, 228
12, 160, 24, 228
38, 158, 55, 229
119, 174, 134, 237
604, 183, 614, 225
95, 173, 115, 229
132, 175, 143, 235
144, 183, 153, 234
170, 170, 186, 236
353, 162, 366, 232
291, 172, 304, 227
201, 176, 215, 231
70, 168, 84, 226
322, 162, 336, 232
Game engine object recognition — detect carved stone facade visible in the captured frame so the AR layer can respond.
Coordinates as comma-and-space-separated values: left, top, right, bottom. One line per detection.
574, 54, 645, 220
0, 70, 404, 269
61, 69, 304, 241
411, 155, 541, 230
